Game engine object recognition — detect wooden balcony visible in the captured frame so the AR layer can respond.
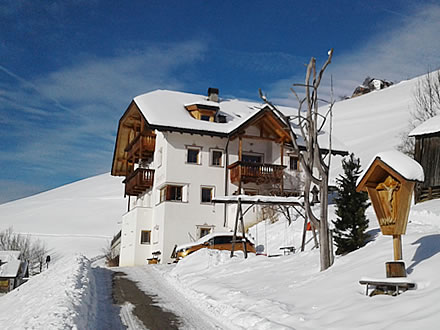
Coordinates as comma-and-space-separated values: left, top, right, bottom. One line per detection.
125, 133, 156, 163
123, 168, 155, 196
228, 161, 286, 185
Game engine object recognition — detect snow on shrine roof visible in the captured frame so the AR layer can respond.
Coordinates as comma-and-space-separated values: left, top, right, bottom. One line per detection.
0, 251, 21, 278
357, 150, 425, 186
408, 115, 440, 137
213, 194, 303, 205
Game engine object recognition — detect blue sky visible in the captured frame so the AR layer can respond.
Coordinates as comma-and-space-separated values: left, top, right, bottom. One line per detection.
1, 1, 440, 203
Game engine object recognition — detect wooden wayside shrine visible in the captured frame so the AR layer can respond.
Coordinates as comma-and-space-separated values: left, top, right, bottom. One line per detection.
357, 151, 423, 295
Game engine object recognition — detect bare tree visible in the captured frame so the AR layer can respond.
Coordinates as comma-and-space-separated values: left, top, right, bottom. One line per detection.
260, 49, 335, 271
0, 227, 47, 268
397, 70, 440, 156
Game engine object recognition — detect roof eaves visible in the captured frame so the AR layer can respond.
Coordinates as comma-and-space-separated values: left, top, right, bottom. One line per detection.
150, 123, 228, 137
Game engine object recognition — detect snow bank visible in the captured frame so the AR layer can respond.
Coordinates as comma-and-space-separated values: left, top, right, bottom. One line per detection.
0, 255, 99, 329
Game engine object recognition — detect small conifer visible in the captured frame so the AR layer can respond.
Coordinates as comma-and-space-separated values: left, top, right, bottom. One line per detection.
333, 154, 370, 255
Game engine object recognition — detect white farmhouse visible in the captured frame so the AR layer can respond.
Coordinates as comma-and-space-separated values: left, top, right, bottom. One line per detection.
111, 88, 347, 265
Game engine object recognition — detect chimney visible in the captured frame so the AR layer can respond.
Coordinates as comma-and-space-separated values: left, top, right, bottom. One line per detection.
207, 87, 219, 102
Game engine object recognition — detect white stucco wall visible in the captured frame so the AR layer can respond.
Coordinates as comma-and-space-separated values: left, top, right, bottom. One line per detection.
119, 125, 305, 265
119, 206, 153, 266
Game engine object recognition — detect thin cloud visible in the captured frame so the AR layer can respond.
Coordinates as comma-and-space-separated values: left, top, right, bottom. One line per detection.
266, 3, 440, 105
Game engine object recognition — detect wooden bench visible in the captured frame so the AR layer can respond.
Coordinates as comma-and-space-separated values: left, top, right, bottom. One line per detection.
359, 278, 416, 296
279, 246, 296, 255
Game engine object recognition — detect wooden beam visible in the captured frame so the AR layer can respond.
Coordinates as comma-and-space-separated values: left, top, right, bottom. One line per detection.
240, 134, 279, 142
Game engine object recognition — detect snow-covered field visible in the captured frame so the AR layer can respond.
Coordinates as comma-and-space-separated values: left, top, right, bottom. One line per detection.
0, 73, 439, 329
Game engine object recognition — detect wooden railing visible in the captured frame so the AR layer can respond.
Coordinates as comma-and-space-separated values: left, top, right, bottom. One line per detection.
228, 161, 286, 184
416, 185, 440, 203
125, 133, 156, 162
123, 168, 155, 196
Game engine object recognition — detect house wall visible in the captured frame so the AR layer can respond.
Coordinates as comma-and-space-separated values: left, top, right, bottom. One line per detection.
119, 206, 153, 266
119, 125, 304, 265
157, 132, 229, 262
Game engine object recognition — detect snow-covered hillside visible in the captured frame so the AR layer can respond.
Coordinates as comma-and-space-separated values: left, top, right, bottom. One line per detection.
329, 77, 417, 167
0, 173, 125, 258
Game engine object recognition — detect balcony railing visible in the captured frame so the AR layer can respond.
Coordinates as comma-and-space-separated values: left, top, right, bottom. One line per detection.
123, 168, 155, 196
125, 133, 156, 162
228, 161, 286, 184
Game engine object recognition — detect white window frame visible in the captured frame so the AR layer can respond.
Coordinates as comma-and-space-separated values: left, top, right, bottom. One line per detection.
200, 185, 215, 204
186, 145, 202, 165
140, 230, 151, 245
196, 224, 215, 239
210, 148, 224, 167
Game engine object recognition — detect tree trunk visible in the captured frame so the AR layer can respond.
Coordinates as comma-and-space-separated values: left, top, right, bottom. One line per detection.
319, 173, 333, 270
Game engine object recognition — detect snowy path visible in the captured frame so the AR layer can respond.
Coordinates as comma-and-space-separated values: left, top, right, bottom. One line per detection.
90, 264, 125, 330
119, 265, 228, 330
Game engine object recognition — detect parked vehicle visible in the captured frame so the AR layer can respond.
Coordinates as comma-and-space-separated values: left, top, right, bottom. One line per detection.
171, 232, 256, 261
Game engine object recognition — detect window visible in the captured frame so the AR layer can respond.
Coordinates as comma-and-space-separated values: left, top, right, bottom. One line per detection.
187, 147, 200, 164
201, 187, 213, 203
140, 230, 151, 244
160, 185, 183, 202
200, 227, 211, 238
290, 155, 300, 171
242, 154, 263, 163
211, 150, 223, 166
197, 224, 215, 238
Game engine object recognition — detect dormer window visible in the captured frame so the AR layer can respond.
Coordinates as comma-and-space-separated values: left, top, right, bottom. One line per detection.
185, 102, 219, 122
184, 89, 220, 122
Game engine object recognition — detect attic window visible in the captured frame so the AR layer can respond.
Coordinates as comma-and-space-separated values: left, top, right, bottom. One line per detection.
184, 102, 219, 122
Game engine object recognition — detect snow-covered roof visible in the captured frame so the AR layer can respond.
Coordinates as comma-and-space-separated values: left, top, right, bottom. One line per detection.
357, 150, 425, 186
134, 90, 266, 135
408, 115, 440, 137
0, 251, 21, 278
132, 90, 348, 154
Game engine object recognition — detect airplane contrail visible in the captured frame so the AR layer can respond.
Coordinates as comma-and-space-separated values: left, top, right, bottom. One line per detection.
0, 64, 73, 113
